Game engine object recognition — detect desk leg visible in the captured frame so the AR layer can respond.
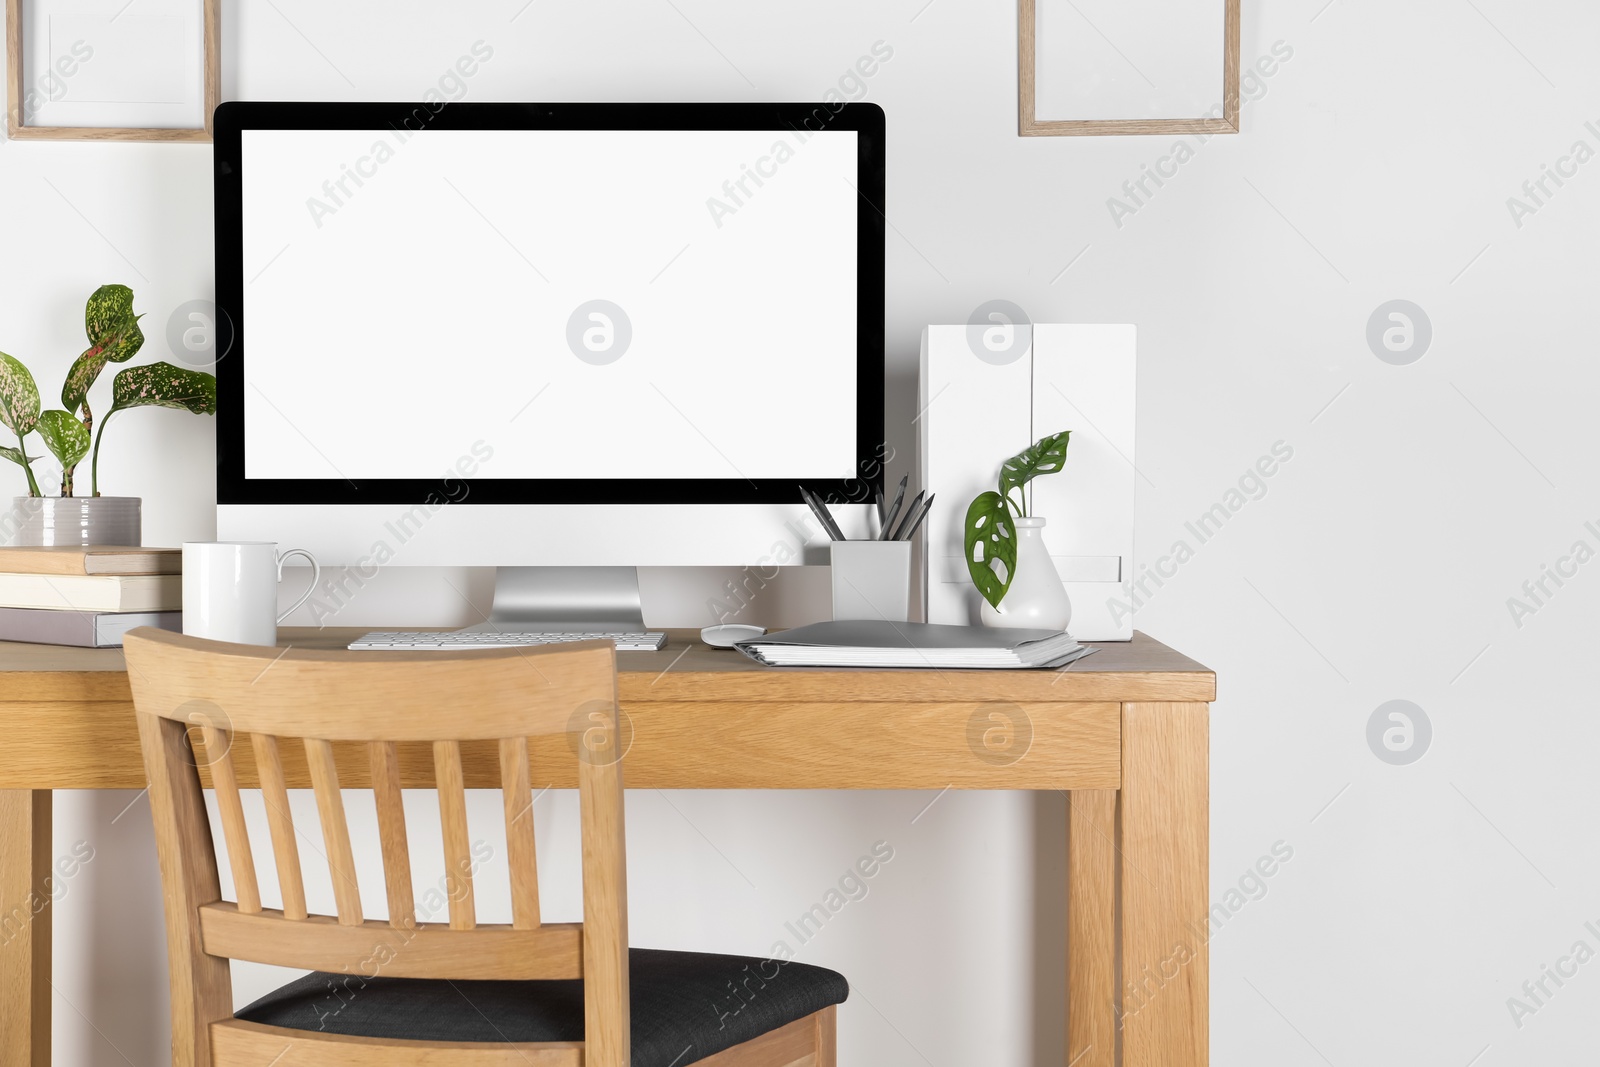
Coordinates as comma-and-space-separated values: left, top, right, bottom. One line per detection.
1067, 789, 1118, 1067
1119, 702, 1208, 1067
0, 789, 51, 1067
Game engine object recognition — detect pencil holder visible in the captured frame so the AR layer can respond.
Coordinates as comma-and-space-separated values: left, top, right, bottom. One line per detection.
830, 541, 913, 622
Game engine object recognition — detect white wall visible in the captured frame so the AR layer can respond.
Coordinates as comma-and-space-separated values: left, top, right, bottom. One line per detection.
11, 0, 1600, 1062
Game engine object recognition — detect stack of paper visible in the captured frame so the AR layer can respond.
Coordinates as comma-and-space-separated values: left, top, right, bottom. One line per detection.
734, 620, 1096, 669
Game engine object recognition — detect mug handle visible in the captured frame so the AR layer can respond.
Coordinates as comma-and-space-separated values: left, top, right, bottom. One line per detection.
275, 548, 322, 624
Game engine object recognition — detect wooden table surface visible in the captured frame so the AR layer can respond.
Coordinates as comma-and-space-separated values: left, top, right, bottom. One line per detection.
0, 627, 1215, 702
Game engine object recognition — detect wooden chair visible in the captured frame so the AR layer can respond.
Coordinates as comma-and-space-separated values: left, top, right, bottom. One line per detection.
125, 629, 844, 1067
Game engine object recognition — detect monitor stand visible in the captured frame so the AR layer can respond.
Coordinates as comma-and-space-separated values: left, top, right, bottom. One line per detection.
459, 567, 649, 633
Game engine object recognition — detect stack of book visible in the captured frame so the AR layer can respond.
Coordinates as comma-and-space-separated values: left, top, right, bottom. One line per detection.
0, 546, 182, 648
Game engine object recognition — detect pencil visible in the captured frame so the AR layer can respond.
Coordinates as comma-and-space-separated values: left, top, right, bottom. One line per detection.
878, 475, 909, 540
899, 493, 935, 541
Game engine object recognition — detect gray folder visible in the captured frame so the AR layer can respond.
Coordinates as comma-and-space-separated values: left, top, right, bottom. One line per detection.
734, 620, 1095, 669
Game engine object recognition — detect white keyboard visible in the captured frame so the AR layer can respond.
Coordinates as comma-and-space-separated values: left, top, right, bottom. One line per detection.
349, 630, 667, 652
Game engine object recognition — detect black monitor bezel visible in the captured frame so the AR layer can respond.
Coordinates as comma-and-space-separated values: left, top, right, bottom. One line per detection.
213, 101, 886, 506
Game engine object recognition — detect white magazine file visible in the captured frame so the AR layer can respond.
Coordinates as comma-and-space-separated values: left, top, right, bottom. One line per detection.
918, 323, 1136, 641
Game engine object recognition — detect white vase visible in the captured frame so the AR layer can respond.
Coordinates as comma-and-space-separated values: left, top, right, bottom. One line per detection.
980, 516, 1072, 632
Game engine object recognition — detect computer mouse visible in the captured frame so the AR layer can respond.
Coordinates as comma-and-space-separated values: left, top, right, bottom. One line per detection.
701, 623, 766, 648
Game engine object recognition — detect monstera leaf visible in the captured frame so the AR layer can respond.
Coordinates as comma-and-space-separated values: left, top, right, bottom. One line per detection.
108, 362, 217, 416
62, 284, 145, 414
964, 490, 1017, 610
999, 430, 1071, 515
36, 410, 91, 470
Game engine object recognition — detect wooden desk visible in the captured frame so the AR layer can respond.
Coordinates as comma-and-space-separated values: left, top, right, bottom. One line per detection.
0, 628, 1213, 1067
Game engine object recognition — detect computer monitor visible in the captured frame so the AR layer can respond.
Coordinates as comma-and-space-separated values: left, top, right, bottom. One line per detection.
213, 102, 885, 629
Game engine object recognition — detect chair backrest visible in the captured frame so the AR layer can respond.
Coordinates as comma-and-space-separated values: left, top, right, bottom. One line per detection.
124, 628, 629, 1067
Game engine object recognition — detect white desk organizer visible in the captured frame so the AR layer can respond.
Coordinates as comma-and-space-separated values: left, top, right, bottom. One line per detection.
918, 323, 1136, 641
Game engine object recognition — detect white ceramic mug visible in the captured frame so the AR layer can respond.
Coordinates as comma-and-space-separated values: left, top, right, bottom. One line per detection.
183, 541, 321, 646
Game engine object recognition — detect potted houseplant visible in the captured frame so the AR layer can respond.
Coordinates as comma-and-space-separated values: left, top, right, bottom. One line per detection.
963, 429, 1073, 631
0, 284, 217, 547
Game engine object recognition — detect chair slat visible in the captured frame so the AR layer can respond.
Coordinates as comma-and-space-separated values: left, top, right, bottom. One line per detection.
369, 741, 416, 929
499, 736, 541, 930
434, 740, 476, 930
202, 726, 260, 913
199, 904, 583, 979
305, 737, 363, 925
250, 733, 306, 920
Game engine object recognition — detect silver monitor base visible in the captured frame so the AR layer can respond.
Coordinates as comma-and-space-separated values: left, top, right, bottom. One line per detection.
459, 567, 648, 633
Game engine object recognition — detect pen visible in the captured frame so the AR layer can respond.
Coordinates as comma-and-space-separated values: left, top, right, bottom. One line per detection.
875, 488, 886, 530
887, 489, 925, 541
801, 486, 847, 541
899, 492, 935, 541
878, 475, 909, 541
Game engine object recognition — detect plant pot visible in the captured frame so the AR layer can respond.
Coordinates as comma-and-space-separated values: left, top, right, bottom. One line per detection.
6, 496, 141, 547
980, 516, 1072, 632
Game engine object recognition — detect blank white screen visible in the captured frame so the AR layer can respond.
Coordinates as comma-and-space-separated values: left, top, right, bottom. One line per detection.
240, 128, 859, 481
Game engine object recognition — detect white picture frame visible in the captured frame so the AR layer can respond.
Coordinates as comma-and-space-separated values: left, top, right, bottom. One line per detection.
1019, 0, 1239, 137
6, 0, 219, 142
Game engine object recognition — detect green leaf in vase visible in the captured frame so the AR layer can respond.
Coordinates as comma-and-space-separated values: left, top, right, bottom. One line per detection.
999, 429, 1071, 515
963, 490, 1017, 610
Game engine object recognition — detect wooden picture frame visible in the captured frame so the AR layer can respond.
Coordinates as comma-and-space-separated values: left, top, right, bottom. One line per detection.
6, 0, 219, 142
1018, 0, 1239, 137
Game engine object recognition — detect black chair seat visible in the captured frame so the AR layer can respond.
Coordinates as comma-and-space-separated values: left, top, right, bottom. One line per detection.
237, 946, 848, 1067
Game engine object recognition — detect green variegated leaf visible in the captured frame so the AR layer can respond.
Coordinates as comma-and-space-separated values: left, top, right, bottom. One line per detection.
64, 284, 145, 413
36, 410, 90, 469
0, 352, 42, 436
964, 490, 1016, 610
999, 429, 1071, 515
62, 349, 108, 414
109, 362, 217, 416
0, 445, 40, 466
85, 284, 142, 356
